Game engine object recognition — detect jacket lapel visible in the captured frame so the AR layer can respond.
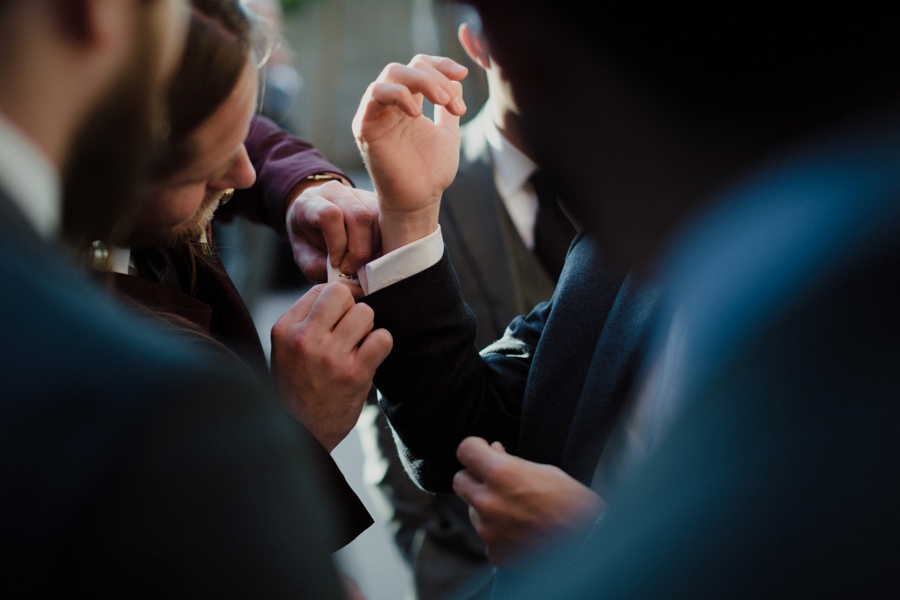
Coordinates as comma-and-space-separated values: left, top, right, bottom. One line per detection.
516, 235, 627, 471
561, 275, 660, 483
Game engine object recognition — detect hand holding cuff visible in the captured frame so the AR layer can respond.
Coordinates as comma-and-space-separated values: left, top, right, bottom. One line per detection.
327, 225, 444, 295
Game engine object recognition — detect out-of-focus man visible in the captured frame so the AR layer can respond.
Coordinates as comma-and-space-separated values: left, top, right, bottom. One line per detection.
288, 0, 900, 596
356, 1, 900, 597
0, 1, 346, 596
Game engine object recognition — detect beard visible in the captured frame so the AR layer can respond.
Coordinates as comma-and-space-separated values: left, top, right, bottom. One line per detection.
125, 188, 229, 250
61, 15, 166, 248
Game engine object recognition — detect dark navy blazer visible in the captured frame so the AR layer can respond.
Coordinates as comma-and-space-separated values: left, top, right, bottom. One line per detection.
0, 191, 344, 598
537, 113, 900, 598
365, 233, 659, 493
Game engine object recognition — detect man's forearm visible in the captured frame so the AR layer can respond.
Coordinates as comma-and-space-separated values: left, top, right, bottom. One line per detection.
363, 251, 538, 492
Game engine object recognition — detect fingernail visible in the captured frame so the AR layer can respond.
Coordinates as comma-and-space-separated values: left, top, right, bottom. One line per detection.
454, 96, 467, 113
435, 87, 451, 104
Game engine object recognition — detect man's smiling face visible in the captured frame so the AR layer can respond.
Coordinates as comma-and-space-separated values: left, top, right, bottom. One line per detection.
129, 59, 259, 248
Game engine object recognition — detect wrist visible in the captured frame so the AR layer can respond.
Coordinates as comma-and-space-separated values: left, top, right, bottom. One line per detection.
284, 172, 350, 217
378, 202, 440, 254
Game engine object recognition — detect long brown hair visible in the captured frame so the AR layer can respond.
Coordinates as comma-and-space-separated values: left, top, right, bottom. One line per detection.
151, 0, 253, 180
144, 0, 256, 289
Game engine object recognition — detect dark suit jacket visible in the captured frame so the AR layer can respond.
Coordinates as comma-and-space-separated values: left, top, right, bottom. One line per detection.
110, 246, 373, 548
0, 191, 344, 598
533, 113, 900, 598
365, 232, 659, 493
363, 113, 561, 600
365, 232, 657, 597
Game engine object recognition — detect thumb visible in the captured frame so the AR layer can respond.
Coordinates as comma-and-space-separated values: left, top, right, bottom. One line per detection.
457, 436, 503, 480
434, 101, 462, 133
435, 81, 464, 130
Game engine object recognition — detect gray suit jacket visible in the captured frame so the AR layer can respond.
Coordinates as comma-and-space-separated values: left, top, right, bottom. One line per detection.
440, 109, 555, 348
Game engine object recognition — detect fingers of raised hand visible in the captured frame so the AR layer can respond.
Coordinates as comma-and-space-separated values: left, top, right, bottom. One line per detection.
379, 58, 467, 112
362, 81, 422, 123
408, 56, 467, 115
407, 54, 468, 83
434, 82, 466, 128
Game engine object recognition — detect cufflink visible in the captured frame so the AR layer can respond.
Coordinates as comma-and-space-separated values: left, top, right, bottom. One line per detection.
326, 256, 361, 288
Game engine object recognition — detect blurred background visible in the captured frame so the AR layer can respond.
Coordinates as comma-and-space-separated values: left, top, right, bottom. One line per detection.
215, 1, 489, 598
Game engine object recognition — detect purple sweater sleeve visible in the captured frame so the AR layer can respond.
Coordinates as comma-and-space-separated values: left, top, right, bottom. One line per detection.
216, 115, 350, 236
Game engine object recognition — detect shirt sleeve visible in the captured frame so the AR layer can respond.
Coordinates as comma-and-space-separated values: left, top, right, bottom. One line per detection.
327, 226, 445, 295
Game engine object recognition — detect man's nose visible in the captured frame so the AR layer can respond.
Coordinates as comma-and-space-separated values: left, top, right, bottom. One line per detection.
216, 146, 257, 191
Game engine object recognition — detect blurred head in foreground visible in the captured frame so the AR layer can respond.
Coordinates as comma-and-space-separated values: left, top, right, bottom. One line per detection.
50, 0, 192, 247
125, 0, 259, 249
462, 1, 900, 271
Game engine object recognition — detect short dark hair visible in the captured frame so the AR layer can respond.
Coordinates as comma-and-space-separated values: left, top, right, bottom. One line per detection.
152, 0, 253, 179
467, 1, 900, 127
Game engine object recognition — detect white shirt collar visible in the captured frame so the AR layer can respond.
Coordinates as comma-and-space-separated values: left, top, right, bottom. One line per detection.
481, 105, 538, 199
0, 111, 62, 240
109, 246, 133, 275
481, 106, 540, 249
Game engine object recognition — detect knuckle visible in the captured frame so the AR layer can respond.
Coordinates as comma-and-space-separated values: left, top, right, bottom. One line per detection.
480, 460, 501, 482
354, 302, 375, 322
318, 202, 343, 222
346, 203, 374, 223
475, 495, 497, 519
320, 346, 345, 370
346, 247, 367, 263
270, 319, 288, 340
291, 330, 313, 355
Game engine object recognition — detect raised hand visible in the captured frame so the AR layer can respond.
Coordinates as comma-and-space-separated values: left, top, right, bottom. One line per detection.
452, 437, 606, 569
352, 55, 468, 253
286, 181, 381, 282
270, 282, 393, 452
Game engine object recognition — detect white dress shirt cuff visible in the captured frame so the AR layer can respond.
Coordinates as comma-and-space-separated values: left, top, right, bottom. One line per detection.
327, 225, 444, 295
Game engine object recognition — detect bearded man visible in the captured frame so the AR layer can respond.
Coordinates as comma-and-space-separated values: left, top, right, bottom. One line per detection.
103, 0, 376, 547
0, 1, 366, 596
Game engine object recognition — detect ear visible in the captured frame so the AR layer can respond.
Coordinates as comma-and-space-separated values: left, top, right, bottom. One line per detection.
458, 22, 491, 70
